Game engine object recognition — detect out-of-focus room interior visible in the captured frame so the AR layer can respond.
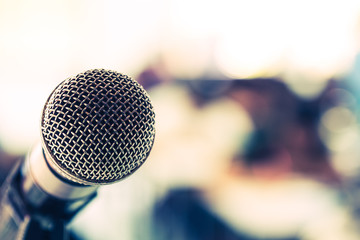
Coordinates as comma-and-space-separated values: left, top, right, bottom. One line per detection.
1, 0, 360, 239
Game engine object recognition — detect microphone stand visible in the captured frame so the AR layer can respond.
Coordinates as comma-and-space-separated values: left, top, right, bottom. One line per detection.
0, 158, 96, 240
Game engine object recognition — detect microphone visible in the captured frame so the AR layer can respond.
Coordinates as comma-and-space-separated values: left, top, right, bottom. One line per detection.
0, 69, 156, 239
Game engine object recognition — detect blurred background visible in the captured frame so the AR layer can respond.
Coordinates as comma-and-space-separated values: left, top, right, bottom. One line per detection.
1, 0, 360, 239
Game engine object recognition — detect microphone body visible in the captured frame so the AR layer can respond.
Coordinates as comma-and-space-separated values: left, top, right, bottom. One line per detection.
0, 69, 156, 239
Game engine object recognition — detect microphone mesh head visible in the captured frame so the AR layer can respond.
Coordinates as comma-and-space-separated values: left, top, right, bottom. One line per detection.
41, 69, 155, 185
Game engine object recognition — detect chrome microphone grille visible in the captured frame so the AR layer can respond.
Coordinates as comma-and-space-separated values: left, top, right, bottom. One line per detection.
41, 69, 155, 185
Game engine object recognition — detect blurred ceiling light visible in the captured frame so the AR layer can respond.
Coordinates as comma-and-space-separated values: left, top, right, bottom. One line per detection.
319, 106, 360, 155
319, 104, 360, 174
286, 0, 358, 80
169, 0, 219, 37
214, 31, 284, 79
322, 125, 360, 176
331, 152, 360, 177
325, 127, 359, 152
161, 0, 220, 79
321, 107, 356, 134
166, 0, 360, 80
214, 1, 286, 79
283, 73, 329, 99
101, 0, 164, 75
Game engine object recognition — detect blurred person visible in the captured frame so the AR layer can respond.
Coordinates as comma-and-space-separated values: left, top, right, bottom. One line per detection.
228, 80, 339, 184
148, 79, 359, 240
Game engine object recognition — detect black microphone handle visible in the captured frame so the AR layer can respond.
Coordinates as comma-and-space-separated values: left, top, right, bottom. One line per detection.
0, 159, 29, 240
0, 152, 96, 240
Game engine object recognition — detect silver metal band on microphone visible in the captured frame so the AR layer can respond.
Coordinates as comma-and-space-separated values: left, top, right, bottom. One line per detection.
21, 142, 98, 204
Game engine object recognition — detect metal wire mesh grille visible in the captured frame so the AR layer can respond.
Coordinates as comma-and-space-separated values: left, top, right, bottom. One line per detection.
41, 69, 155, 184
